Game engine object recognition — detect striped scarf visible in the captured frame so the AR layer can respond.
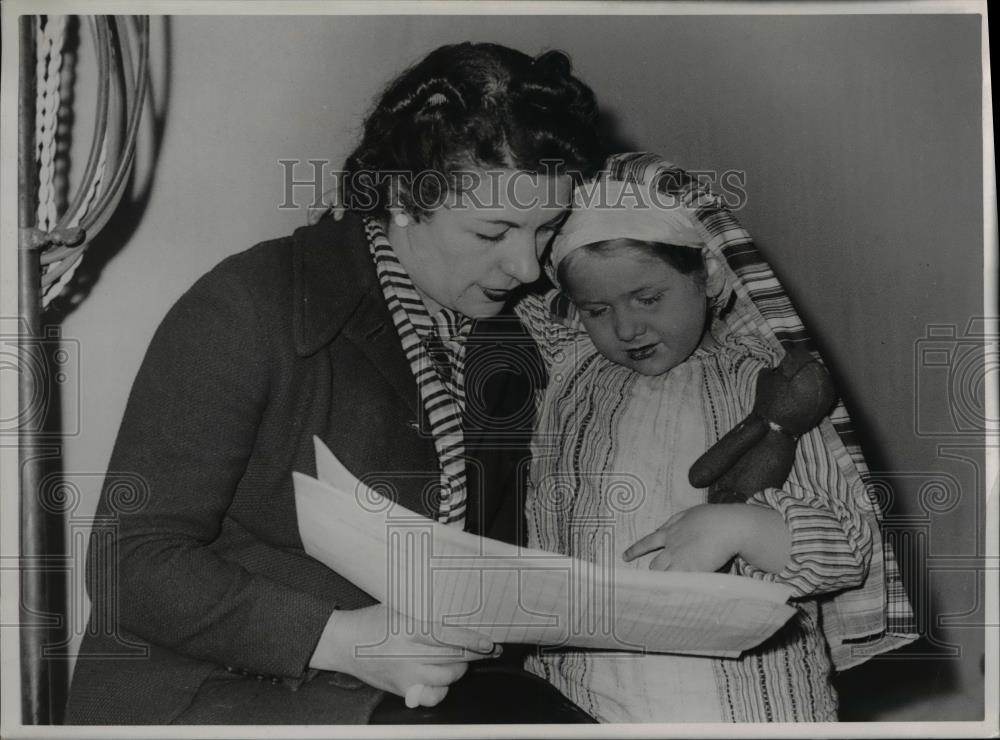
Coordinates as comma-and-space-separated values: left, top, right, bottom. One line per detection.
364, 217, 473, 527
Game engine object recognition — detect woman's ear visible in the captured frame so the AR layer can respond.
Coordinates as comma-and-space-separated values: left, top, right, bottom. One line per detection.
387, 175, 417, 225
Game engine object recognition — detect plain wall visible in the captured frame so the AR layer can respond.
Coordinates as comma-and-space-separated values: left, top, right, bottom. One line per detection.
53, 13, 986, 722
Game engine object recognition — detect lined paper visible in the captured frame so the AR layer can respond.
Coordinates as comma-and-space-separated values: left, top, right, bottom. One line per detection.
295, 437, 796, 657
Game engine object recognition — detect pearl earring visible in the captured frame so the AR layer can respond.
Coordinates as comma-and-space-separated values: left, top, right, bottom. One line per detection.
393, 212, 410, 228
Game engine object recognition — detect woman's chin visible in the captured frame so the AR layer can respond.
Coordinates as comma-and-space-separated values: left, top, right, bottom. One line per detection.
460, 298, 508, 319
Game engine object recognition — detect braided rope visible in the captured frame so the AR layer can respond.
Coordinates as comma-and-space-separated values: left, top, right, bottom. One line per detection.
35, 15, 65, 233
41, 123, 108, 307
36, 16, 115, 309
31, 16, 150, 310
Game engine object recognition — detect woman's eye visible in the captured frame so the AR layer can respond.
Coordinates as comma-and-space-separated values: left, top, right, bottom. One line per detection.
583, 306, 608, 318
637, 293, 663, 306
476, 230, 508, 243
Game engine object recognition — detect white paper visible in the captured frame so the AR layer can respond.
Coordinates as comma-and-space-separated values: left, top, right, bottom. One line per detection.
295, 437, 797, 658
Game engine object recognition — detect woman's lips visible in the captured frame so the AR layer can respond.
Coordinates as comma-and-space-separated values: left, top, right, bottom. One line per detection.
626, 343, 659, 361
481, 287, 512, 302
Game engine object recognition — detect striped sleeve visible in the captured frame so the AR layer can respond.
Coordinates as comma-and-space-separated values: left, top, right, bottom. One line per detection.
734, 424, 874, 598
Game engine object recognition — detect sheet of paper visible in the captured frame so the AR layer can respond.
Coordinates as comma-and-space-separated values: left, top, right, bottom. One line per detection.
296, 437, 797, 657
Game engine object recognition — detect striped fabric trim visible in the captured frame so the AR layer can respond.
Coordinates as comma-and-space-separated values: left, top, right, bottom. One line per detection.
713, 602, 838, 721
364, 218, 472, 527
604, 153, 917, 662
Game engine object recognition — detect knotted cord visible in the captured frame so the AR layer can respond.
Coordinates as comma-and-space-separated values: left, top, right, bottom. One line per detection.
32, 15, 150, 309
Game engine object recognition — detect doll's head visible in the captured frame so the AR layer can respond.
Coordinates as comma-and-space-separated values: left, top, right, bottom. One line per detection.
551, 179, 717, 375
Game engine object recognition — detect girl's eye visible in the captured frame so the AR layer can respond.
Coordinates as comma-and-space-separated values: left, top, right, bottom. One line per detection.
583, 306, 608, 318
637, 293, 663, 307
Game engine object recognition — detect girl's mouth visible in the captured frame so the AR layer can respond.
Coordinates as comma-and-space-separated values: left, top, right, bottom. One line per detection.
626, 344, 659, 361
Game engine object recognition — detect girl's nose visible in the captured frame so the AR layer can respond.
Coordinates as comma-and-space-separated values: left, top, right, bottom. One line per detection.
501, 235, 542, 285
614, 311, 644, 343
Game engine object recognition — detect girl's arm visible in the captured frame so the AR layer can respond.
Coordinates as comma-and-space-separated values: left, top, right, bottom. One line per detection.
625, 354, 873, 599
624, 440, 873, 600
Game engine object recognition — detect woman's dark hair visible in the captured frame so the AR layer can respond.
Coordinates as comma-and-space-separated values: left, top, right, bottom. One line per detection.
558, 238, 706, 292
341, 42, 604, 220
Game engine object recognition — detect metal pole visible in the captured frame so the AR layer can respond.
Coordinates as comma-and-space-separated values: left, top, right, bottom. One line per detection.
19, 14, 51, 725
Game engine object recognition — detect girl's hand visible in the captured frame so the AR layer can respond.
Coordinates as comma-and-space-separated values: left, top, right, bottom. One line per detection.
622, 503, 791, 574
309, 604, 500, 707
623, 504, 743, 572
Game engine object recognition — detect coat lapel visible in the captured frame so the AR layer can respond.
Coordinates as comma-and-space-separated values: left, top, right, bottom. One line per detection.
292, 216, 543, 536
291, 215, 419, 417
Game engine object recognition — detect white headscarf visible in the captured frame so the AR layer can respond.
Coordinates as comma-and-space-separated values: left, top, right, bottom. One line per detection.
550, 177, 729, 308
551, 178, 706, 272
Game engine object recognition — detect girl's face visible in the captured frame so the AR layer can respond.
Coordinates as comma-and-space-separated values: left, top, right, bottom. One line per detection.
389, 168, 573, 319
564, 247, 709, 376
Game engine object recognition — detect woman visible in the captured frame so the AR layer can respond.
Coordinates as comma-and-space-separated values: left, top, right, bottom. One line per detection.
67, 42, 603, 725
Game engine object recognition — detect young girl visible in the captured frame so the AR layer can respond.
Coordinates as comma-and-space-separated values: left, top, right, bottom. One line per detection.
515, 156, 916, 722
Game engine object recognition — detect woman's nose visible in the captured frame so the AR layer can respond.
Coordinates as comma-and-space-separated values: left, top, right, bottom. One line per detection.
500, 235, 542, 285
614, 311, 644, 342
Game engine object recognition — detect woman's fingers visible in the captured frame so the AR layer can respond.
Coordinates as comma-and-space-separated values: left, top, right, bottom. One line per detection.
414, 643, 502, 663
416, 684, 450, 708
402, 663, 467, 708
414, 622, 495, 655
420, 661, 469, 687
404, 684, 425, 709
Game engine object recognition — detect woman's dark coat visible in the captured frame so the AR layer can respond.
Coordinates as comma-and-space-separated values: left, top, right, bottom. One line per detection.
66, 214, 542, 724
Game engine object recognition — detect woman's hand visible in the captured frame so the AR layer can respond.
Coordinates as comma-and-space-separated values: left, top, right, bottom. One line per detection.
309, 604, 500, 707
622, 503, 792, 574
